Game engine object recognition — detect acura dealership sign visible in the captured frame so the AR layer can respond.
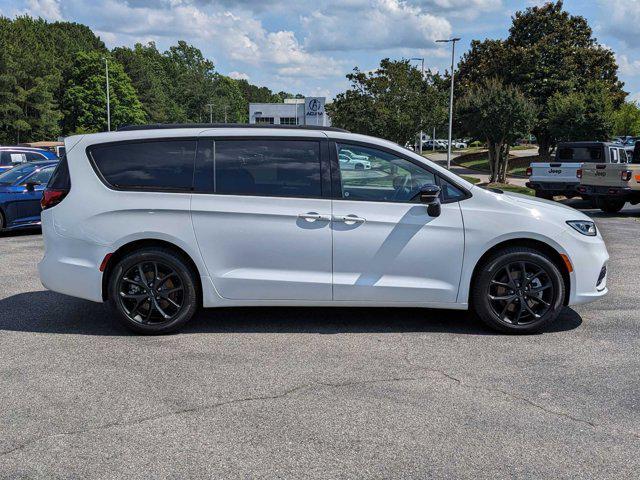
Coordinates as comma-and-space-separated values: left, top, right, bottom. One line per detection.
305, 97, 325, 125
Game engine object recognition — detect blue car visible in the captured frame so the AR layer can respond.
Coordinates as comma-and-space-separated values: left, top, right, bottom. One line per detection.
0, 147, 58, 173
0, 161, 59, 232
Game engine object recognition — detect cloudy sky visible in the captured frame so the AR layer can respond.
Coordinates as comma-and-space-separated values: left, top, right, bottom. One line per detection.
2, 0, 640, 100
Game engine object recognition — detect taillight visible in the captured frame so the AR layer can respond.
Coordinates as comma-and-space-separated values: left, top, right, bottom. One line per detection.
526, 167, 532, 177
621, 170, 632, 181
41, 188, 68, 210
576, 168, 582, 179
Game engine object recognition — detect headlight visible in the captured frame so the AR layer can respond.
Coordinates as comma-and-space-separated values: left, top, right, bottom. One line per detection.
567, 220, 597, 236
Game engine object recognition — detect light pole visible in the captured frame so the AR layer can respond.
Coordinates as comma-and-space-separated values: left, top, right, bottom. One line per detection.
410, 57, 425, 154
103, 57, 111, 131
436, 37, 460, 170
206, 103, 214, 123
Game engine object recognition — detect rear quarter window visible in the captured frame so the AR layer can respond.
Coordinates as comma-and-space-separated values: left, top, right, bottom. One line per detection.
48, 156, 70, 190
88, 139, 197, 190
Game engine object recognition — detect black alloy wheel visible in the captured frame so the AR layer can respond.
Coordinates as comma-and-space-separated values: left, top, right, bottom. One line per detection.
471, 247, 565, 333
108, 247, 198, 334
487, 261, 554, 326
117, 260, 185, 324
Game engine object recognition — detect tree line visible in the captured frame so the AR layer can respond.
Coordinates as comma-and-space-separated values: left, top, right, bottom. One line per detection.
328, 1, 640, 183
0, 16, 300, 144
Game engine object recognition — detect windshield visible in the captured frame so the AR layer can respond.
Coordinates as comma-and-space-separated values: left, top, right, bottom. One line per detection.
0, 163, 38, 185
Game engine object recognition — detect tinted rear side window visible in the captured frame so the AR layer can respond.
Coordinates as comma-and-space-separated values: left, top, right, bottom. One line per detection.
48, 156, 70, 190
215, 140, 321, 198
89, 140, 196, 190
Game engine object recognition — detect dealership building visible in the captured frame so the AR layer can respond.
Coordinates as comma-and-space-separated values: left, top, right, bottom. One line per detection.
249, 97, 331, 127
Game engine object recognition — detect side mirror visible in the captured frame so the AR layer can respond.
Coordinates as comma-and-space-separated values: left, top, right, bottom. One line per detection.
24, 182, 37, 192
419, 184, 442, 217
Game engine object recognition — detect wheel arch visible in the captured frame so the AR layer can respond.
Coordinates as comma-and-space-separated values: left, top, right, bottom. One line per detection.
468, 238, 571, 306
101, 238, 203, 304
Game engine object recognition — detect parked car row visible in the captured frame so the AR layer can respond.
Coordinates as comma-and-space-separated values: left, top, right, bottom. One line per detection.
0, 160, 59, 231
0, 146, 59, 232
423, 139, 468, 150
0, 146, 58, 173
526, 140, 640, 213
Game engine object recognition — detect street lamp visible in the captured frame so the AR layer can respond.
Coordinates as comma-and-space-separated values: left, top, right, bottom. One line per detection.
102, 57, 111, 131
410, 57, 425, 154
436, 37, 461, 170
206, 103, 214, 123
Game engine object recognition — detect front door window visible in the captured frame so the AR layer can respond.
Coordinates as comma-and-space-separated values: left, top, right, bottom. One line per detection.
336, 143, 436, 202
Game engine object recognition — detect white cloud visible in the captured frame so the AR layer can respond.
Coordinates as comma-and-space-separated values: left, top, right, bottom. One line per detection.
228, 71, 249, 80
66, 0, 346, 80
599, 0, 640, 47
302, 0, 452, 52
617, 53, 640, 77
25, 0, 62, 20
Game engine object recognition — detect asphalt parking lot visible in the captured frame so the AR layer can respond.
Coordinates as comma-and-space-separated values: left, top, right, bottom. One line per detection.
1, 201, 639, 479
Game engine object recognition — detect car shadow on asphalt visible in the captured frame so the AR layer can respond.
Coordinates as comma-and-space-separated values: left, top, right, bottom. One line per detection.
0, 290, 583, 337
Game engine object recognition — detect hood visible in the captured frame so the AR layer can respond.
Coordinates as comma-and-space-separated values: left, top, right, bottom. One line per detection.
500, 190, 591, 219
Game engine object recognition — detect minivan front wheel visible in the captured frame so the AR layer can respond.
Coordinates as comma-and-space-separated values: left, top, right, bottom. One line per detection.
108, 247, 198, 334
471, 247, 565, 333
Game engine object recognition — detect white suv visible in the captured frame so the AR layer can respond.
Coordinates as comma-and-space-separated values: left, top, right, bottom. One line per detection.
39, 125, 609, 334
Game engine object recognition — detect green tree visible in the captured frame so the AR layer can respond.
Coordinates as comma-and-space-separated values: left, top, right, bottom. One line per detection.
457, 79, 536, 183
113, 42, 183, 123
457, 1, 624, 159
163, 41, 216, 122
0, 16, 62, 143
547, 81, 614, 142
612, 102, 640, 137
328, 58, 447, 145
61, 51, 145, 133
209, 74, 246, 122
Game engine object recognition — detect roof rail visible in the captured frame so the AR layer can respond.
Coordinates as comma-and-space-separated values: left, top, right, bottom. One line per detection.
117, 123, 349, 133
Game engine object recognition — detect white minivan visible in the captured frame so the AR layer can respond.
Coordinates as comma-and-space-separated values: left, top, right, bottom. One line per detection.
39, 125, 609, 334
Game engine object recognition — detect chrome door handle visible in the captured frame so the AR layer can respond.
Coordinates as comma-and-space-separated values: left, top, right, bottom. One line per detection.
298, 212, 330, 222
335, 215, 366, 224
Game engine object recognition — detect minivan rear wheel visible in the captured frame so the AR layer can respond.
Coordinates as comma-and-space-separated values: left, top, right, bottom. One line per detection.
108, 247, 198, 334
471, 247, 565, 333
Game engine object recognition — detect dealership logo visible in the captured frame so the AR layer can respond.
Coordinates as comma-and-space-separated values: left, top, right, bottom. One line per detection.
309, 99, 320, 112
306, 97, 324, 116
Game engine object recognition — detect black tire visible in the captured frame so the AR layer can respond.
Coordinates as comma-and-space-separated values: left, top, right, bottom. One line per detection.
596, 197, 625, 214
354, 163, 364, 170
471, 247, 565, 334
534, 190, 552, 200
580, 195, 597, 207
0, 209, 4, 232
108, 247, 199, 334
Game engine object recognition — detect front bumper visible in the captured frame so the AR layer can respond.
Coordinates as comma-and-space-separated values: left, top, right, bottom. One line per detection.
558, 228, 609, 306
